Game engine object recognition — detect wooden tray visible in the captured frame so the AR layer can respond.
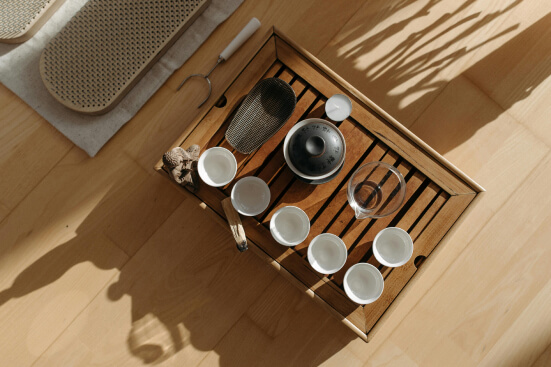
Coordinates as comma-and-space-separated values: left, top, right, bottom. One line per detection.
155, 28, 484, 342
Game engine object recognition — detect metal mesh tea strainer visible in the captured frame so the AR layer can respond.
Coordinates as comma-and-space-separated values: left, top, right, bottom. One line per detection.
226, 78, 296, 154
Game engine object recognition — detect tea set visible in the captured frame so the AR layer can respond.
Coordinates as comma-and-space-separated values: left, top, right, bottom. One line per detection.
196, 80, 412, 305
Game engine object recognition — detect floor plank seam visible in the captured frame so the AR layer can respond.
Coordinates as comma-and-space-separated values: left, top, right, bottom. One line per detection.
460, 73, 550, 149
530, 344, 551, 367
29, 269, 128, 366
379, 151, 549, 350
407, 80, 452, 132
108, 190, 188, 260
312, 0, 369, 59
200, 280, 279, 365
103, 230, 133, 259
374, 204, 493, 342
0, 143, 74, 228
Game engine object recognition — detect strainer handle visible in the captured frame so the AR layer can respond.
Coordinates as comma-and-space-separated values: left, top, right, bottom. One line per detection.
219, 18, 261, 61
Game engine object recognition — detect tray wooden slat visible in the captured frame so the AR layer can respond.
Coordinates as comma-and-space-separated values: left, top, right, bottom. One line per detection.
331, 169, 424, 285
295, 141, 390, 256
156, 29, 482, 342
274, 36, 477, 195
179, 36, 278, 150
263, 119, 376, 232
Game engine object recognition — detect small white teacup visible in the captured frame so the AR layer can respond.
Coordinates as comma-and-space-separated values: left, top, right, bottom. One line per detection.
230, 176, 271, 217
198, 147, 237, 187
270, 206, 310, 246
307, 233, 347, 274
343, 263, 384, 304
373, 227, 413, 267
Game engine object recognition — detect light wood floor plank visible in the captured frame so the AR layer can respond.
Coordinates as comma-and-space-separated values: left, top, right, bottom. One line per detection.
363, 340, 419, 367
0, 147, 149, 365
199, 275, 362, 367
0, 85, 73, 211
317, 0, 522, 127
532, 343, 551, 367
478, 263, 551, 367
463, 12, 551, 148
1, 0, 551, 365
371, 152, 551, 366
34, 197, 278, 366
0, 201, 9, 223
102, 171, 186, 256
0, 234, 127, 367
410, 74, 548, 245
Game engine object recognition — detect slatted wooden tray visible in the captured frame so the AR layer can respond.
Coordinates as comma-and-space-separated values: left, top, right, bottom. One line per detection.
155, 28, 483, 341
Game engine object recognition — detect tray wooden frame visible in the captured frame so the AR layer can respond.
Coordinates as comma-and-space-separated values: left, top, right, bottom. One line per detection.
155, 28, 484, 342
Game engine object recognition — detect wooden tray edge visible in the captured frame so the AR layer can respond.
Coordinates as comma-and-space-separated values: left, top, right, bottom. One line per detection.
272, 27, 485, 195
196, 190, 371, 342
365, 192, 481, 342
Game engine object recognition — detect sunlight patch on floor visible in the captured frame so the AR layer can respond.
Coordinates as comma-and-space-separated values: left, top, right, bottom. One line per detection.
335, 0, 524, 115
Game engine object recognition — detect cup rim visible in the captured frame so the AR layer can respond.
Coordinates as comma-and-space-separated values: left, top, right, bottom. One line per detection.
372, 227, 414, 267
270, 206, 310, 246
307, 233, 347, 274
197, 147, 237, 187
343, 263, 384, 304
230, 176, 270, 216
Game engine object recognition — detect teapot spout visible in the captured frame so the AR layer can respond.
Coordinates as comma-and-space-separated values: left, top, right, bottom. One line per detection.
353, 206, 370, 220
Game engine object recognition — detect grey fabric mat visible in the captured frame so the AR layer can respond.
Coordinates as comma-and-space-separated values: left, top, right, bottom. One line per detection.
0, 0, 244, 157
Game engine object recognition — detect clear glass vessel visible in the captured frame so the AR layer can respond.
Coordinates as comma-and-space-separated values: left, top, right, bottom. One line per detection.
347, 161, 406, 219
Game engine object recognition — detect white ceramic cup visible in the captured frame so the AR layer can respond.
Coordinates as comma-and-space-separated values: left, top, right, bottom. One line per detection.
270, 206, 310, 246
230, 176, 271, 216
198, 147, 237, 187
373, 227, 414, 267
343, 263, 384, 304
307, 233, 347, 274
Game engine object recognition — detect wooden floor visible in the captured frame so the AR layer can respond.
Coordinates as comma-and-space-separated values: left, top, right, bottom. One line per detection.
1, 0, 550, 365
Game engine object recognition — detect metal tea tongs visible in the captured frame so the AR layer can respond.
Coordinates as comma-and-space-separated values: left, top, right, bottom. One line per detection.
176, 17, 261, 108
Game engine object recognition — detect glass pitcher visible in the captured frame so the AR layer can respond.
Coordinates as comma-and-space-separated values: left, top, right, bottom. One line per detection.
347, 161, 406, 219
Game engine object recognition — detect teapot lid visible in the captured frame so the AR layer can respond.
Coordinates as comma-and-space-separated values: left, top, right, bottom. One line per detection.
287, 119, 345, 177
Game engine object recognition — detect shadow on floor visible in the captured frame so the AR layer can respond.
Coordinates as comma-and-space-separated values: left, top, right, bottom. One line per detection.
407, 10, 551, 154
0, 166, 356, 366
320, 0, 551, 155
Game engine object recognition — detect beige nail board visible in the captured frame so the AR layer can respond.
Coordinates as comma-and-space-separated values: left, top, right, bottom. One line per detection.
0, 0, 65, 43
39, 0, 211, 115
